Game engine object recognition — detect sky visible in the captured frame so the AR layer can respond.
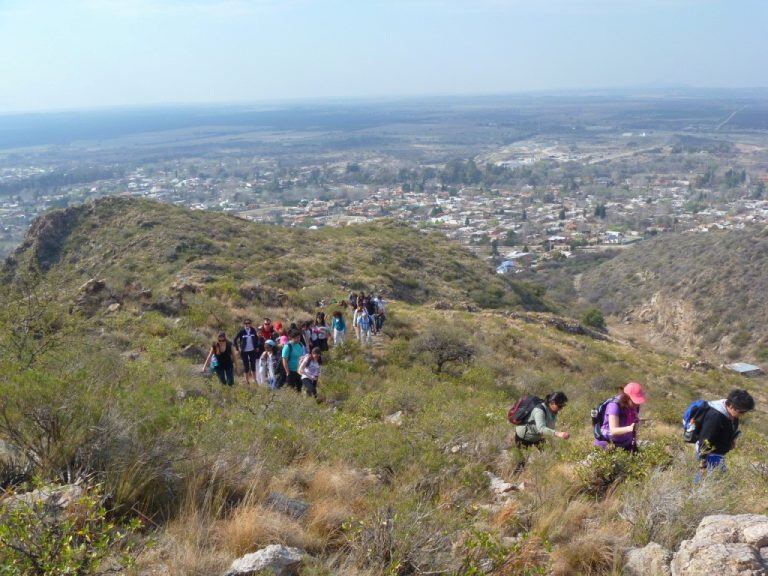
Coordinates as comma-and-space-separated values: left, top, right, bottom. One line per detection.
0, 0, 766, 112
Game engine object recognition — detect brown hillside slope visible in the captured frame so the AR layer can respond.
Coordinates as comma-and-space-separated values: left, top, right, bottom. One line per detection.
579, 225, 768, 362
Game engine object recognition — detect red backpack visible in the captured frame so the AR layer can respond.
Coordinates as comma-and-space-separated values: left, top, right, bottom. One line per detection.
508, 395, 544, 425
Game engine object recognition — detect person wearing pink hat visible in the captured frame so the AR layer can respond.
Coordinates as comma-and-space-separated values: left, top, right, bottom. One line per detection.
594, 382, 646, 451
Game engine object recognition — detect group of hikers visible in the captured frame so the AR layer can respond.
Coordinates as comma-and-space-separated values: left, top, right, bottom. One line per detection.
510, 382, 757, 475
201, 291, 385, 397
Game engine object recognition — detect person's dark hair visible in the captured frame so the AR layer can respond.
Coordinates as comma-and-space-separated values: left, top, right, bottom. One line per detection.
218, 331, 226, 339
316, 312, 326, 324
546, 392, 568, 407
288, 328, 301, 339
333, 310, 341, 318
244, 318, 252, 324
726, 389, 755, 413
311, 347, 322, 365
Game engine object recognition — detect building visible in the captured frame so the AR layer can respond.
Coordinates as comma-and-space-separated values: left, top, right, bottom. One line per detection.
725, 362, 764, 377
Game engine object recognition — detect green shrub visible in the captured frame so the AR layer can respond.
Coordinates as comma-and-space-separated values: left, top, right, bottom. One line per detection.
575, 443, 672, 497
0, 486, 140, 575
581, 307, 606, 330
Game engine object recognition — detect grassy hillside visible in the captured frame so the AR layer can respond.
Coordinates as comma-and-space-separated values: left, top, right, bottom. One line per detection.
579, 225, 768, 362
4, 196, 545, 313
0, 200, 766, 575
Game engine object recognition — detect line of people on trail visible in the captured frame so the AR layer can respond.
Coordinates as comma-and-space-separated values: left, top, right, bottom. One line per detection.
201, 294, 386, 396
509, 382, 756, 477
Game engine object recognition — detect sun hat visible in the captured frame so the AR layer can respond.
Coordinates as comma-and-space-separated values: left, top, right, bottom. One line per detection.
623, 382, 646, 404
265, 339, 276, 347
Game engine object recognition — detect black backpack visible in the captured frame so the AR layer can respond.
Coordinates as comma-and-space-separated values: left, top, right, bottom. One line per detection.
591, 396, 616, 441
508, 395, 544, 425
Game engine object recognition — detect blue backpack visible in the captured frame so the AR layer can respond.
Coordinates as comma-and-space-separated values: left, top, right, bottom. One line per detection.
682, 400, 710, 443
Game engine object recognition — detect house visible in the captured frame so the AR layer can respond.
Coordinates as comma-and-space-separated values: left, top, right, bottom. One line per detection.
725, 362, 764, 377
503, 251, 534, 268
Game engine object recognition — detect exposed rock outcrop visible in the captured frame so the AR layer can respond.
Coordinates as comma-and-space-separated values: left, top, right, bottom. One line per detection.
223, 545, 304, 576
671, 514, 768, 576
624, 542, 672, 576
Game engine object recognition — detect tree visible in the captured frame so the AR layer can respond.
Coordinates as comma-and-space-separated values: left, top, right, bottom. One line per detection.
490, 239, 499, 256
558, 207, 566, 220
521, 209, 527, 222
410, 326, 475, 373
502, 230, 518, 246
582, 307, 606, 330
594, 204, 607, 219
0, 269, 72, 370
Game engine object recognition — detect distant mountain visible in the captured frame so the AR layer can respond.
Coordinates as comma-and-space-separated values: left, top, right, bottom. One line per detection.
579, 226, 768, 361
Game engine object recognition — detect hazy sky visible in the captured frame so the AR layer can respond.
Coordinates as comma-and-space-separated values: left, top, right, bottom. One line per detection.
1, 0, 766, 112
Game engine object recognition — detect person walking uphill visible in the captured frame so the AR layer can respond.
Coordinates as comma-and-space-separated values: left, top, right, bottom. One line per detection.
234, 319, 263, 385
514, 392, 570, 447
594, 382, 646, 451
692, 388, 755, 473
203, 331, 235, 386
331, 310, 346, 346
282, 329, 305, 392
298, 347, 322, 397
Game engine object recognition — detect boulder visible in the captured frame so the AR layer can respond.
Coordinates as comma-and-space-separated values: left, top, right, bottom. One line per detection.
384, 411, 404, 426
265, 493, 310, 519
223, 545, 304, 576
624, 542, 672, 576
2, 484, 85, 514
671, 514, 768, 576
78, 278, 106, 295
178, 344, 206, 361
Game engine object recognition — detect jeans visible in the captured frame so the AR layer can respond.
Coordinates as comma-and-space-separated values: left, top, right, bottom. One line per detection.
301, 377, 318, 397
215, 364, 234, 386
360, 328, 372, 345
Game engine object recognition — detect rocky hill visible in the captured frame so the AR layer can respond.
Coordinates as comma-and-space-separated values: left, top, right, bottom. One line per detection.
579, 226, 768, 362
4, 196, 546, 314
0, 199, 766, 575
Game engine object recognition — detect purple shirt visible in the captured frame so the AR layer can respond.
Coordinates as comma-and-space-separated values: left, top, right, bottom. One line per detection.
594, 399, 639, 449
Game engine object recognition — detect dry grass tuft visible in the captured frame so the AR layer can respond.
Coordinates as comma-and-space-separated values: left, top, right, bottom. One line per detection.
498, 535, 550, 576
216, 504, 310, 556
549, 523, 625, 576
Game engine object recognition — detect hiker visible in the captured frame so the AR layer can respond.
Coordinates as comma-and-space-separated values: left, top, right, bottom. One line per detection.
354, 305, 373, 345
203, 331, 235, 386
374, 294, 386, 332
313, 312, 330, 351
282, 329, 305, 392
365, 295, 377, 332
301, 320, 313, 352
259, 339, 284, 390
260, 318, 275, 341
298, 346, 322, 397
514, 392, 570, 447
331, 310, 346, 345
348, 291, 358, 309
694, 389, 755, 473
233, 319, 263, 385
594, 382, 646, 451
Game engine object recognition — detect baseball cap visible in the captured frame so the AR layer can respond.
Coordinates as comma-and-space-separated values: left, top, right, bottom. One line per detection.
623, 382, 646, 405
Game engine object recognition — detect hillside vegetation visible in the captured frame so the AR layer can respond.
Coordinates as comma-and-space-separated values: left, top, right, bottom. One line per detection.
579, 226, 768, 362
4, 196, 545, 313
0, 199, 766, 575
